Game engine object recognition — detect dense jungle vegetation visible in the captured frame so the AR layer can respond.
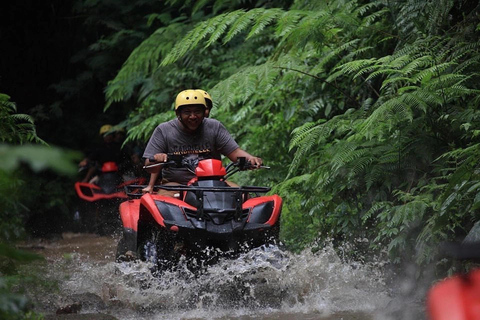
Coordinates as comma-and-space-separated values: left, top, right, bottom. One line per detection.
1, 0, 480, 317
104, 0, 480, 266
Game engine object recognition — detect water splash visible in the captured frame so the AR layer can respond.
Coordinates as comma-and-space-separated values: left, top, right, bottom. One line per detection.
35, 240, 392, 319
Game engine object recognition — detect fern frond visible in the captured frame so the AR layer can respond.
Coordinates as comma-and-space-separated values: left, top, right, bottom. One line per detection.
380, 77, 415, 90
358, 96, 413, 139
126, 112, 173, 143
330, 142, 359, 171
105, 22, 189, 109
161, 21, 210, 66
210, 59, 286, 113
361, 7, 390, 27
246, 8, 283, 40
290, 121, 321, 148
275, 10, 308, 38
0, 94, 16, 111
365, 68, 400, 82
363, 201, 391, 221
348, 151, 374, 176
288, 119, 331, 177
9, 114, 34, 124
161, 8, 294, 66
224, 8, 265, 42
411, 62, 457, 83
334, 58, 378, 76
207, 11, 243, 46
399, 55, 433, 76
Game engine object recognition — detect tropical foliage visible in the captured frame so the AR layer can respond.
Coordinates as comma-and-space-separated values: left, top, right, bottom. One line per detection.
99, 0, 480, 267
0, 94, 77, 319
4, 0, 478, 280
0, 94, 45, 145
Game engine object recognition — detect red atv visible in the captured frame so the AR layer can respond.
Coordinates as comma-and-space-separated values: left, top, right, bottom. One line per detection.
74, 161, 145, 234
75, 161, 145, 202
427, 241, 480, 319
115, 156, 282, 271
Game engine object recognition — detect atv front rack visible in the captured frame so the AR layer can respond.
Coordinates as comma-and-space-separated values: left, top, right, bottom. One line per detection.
156, 185, 270, 193
124, 184, 271, 221
124, 184, 270, 196
157, 185, 271, 222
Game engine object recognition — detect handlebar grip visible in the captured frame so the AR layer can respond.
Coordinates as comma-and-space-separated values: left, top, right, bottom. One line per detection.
148, 154, 170, 163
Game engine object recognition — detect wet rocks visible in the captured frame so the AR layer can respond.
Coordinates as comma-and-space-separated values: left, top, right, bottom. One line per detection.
69, 292, 107, 311
44, 314, 118, 320
56, 303, 82, 314
46, 293, 113, 320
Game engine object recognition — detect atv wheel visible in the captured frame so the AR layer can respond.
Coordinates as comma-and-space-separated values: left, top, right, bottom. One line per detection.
137, 228, 176, 272
255, 221, 280, 248
115, 237, 137, 261
143, 238, 158, 264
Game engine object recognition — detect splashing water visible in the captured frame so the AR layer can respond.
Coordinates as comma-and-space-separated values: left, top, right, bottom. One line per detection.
27, 234, 396, 319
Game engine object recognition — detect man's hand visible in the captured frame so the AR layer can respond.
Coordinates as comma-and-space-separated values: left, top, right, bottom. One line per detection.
144, 153, 168, 174
247, 156, 263, 168
227, 148, 263, 169
153, 153, 168, 163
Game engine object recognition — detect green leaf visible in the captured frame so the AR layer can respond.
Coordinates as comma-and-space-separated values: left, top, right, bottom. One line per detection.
0, 144, 80, 175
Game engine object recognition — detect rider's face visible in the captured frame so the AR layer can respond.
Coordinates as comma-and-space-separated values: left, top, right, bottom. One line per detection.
178, 105, 205, 132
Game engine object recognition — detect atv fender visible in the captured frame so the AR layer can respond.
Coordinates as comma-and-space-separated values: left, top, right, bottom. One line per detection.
74, 181, 126, 202
428, 268, 480, 320
243, 195, 282, 226
118, 199, 141, 254
119, 199, 141, 231
139, 194, 196, 228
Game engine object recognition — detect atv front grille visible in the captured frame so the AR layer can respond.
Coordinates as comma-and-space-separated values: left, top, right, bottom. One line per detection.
184, 207, 250, 222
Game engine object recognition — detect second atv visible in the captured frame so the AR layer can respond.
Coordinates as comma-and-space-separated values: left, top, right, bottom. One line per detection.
74, 161, 145, 234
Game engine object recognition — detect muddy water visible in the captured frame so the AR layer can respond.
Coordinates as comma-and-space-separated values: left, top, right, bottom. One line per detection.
22, 233, 424, 320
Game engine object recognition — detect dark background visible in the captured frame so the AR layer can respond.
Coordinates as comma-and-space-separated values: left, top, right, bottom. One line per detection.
1, 0, 141, 237
1, 0, 132, 152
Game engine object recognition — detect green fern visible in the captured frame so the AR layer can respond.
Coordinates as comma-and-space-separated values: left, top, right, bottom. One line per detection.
0, 94, 45, 145
105, 23, 189, 109
103, 0, 480, 266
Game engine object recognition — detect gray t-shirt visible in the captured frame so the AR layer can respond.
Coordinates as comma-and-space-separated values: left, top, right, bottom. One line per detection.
143, 118, 239, 184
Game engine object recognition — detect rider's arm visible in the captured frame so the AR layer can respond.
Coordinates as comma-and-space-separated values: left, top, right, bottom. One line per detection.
144, 159, 160, 174
226, 148, 263, 168
143, 125, 169, 173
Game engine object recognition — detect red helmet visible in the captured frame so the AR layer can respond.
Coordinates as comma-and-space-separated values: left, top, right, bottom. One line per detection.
101, 161, 118, 172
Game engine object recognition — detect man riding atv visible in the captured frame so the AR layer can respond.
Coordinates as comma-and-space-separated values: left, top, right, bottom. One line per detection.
143, 89, 263, 194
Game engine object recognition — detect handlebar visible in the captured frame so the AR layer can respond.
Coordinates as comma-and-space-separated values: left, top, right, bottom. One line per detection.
143, 153, 185, 169
143, 155, 269, 176
143, 160, 176, 170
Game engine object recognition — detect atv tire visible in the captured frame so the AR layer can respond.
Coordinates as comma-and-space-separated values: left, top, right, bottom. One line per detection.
137, 227, 176, 272
115, 237, 137, 261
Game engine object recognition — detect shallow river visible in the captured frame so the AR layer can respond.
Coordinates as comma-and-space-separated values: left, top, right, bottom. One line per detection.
22, 232, 427, 320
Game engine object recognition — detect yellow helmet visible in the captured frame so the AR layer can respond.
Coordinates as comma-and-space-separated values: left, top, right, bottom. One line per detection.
174, 89, 207, 112
99, 124, 113, 136
195, 89, 213, 110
